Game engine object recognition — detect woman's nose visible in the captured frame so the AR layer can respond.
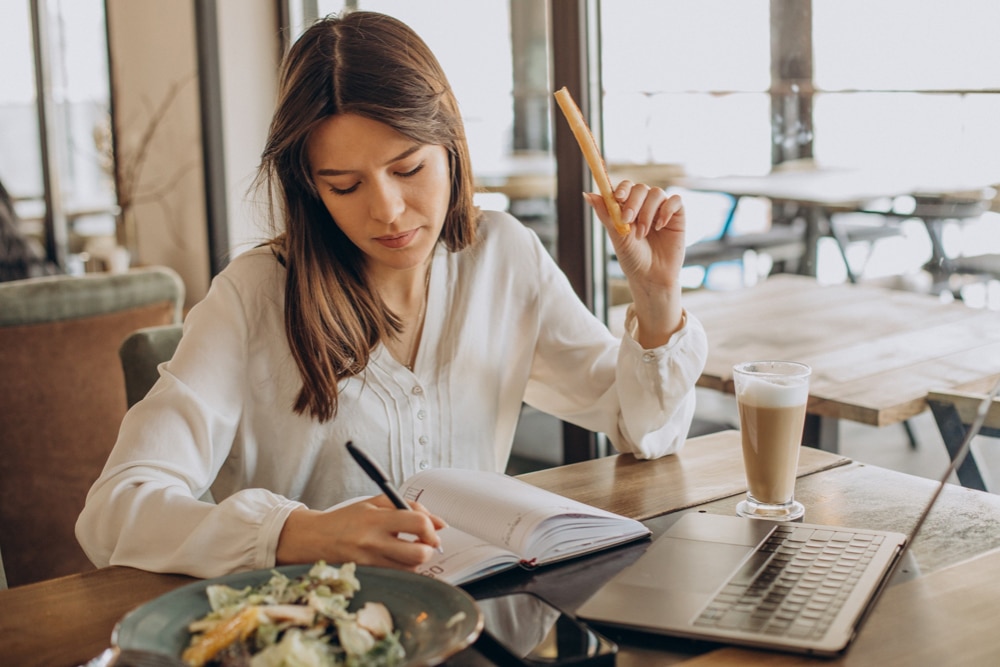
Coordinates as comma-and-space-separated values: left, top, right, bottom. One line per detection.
369, 178, 405, 224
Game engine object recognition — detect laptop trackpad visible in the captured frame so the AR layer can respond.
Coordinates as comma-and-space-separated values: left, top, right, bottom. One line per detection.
615, 534, 755, 593
577, 515, 776, 630
613, 514, 775, 594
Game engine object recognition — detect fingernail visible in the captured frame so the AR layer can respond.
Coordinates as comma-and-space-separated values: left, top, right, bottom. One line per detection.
622, 207, 636, 224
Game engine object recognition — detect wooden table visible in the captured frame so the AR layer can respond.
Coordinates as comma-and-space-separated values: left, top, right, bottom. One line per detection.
473, 152, 555, 201
679, 168, 997, 284
5, 431, 1000, 666
680, 168, 922, 211
678, 168, 912, 282
614, 273, 1000, 450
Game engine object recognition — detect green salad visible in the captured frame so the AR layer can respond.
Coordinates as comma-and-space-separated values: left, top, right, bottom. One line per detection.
182, 562, 405, 667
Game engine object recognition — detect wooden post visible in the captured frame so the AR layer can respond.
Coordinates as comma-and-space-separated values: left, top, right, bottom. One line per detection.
551, 0, 602, 463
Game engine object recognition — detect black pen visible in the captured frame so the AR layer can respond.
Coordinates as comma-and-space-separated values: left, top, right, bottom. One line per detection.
345, 441, 443, 553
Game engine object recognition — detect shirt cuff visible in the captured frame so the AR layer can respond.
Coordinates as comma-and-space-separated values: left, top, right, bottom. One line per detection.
258, 498, 308, 569
622, 304, 689, 354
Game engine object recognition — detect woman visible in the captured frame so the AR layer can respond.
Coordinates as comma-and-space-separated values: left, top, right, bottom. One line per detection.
76, 11, 707, 578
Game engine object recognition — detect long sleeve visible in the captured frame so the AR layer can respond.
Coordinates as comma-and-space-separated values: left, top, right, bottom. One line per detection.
516, 217, 708, 459
76, 260, 307, 578
75, 212, 707, 579
612, 306, 708, 458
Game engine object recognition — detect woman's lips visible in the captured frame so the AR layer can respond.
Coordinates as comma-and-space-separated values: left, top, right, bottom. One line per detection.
374, 229, 418, 249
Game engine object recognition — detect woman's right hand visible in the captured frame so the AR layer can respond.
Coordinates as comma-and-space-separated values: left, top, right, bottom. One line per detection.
275, 495, 446, 570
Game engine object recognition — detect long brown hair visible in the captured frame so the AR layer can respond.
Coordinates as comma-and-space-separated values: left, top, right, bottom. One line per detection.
254, 11, 479, 421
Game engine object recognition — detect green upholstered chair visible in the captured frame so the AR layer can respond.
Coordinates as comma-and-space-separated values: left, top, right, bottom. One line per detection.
119, 321, 218, 505
0, 267, 184, 587
119, 323, 184, 409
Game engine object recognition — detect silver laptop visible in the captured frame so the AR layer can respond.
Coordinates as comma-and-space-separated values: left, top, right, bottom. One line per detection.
576, 378, 1000, 657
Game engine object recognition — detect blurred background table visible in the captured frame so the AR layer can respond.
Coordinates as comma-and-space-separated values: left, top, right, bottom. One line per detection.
679, 166, 998, 288
612, 274, 1000, 452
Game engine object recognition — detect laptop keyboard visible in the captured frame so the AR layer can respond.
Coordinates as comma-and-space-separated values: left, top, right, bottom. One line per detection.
693, 524, 885, 640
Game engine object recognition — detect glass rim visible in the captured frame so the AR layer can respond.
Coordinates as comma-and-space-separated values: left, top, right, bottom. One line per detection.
733, 360, 811, 378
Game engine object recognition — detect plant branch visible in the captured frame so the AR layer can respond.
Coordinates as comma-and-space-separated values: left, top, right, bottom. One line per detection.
115, 74, 197, 211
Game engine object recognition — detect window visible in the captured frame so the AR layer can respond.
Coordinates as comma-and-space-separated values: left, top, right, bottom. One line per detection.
812, 0, 1000, 178
0, 0, 117, 273
599, 0, 1000, 288
601, 0, 772, 177
599, 0, 773, 289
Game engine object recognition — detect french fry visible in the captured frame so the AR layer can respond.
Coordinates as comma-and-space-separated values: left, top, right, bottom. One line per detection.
553, 86, 629, 236
182, 605, 263, 667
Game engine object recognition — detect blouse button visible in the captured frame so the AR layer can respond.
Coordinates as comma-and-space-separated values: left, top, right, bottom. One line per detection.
642, 351, 656, 363
412, 385, 423, 395
419, 436, 429, 446
418, 460, 430, 470
417, 409, 426, 420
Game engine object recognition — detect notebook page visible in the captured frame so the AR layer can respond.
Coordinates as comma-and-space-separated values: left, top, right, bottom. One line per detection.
399, 468, 645, 558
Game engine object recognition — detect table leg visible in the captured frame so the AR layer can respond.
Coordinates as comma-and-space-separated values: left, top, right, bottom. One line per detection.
826, 214, 860, 284
920, 217, 954, 291
562, 421, 598, 463
804, 414, 840, 453
793, 205, 825, 278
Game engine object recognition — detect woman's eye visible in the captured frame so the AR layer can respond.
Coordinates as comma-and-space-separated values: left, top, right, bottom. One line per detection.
323, 161, 423, 195
398, 163, 424, 178
329, 183, 360, 195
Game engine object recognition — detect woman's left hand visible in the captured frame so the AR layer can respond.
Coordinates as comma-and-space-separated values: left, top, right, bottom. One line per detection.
585, 181, 686, 348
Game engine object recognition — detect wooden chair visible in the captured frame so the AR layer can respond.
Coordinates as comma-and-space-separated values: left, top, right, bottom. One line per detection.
926, 388, 1000, 492
0, 267, 184, 587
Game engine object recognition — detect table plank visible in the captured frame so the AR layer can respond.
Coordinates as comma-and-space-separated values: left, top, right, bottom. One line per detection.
685, 277, 992, 381
668, 274, 1000, 426
519, 430, 849, 521
679, 170, 916, 209
812, 344, 1000, 425
680, 169, 996, 211
677, 546, 1000, 666
0, 567, 193, 667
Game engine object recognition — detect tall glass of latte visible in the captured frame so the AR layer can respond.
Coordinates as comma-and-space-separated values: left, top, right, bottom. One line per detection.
733, 360, 811, 521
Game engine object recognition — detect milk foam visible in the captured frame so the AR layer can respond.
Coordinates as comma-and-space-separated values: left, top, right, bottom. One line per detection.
738, 375, 809, 408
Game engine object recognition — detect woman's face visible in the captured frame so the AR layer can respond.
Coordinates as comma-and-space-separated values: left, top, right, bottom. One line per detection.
307, 113, 451, 277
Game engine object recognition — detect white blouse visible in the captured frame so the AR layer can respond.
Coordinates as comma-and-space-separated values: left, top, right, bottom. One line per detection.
76, 210, 708, 578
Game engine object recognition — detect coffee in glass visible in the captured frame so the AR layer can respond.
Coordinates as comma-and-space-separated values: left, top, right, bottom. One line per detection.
733, 360, 811, 521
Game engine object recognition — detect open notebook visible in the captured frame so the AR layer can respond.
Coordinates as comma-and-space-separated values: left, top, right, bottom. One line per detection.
576, 376, 1000, 657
